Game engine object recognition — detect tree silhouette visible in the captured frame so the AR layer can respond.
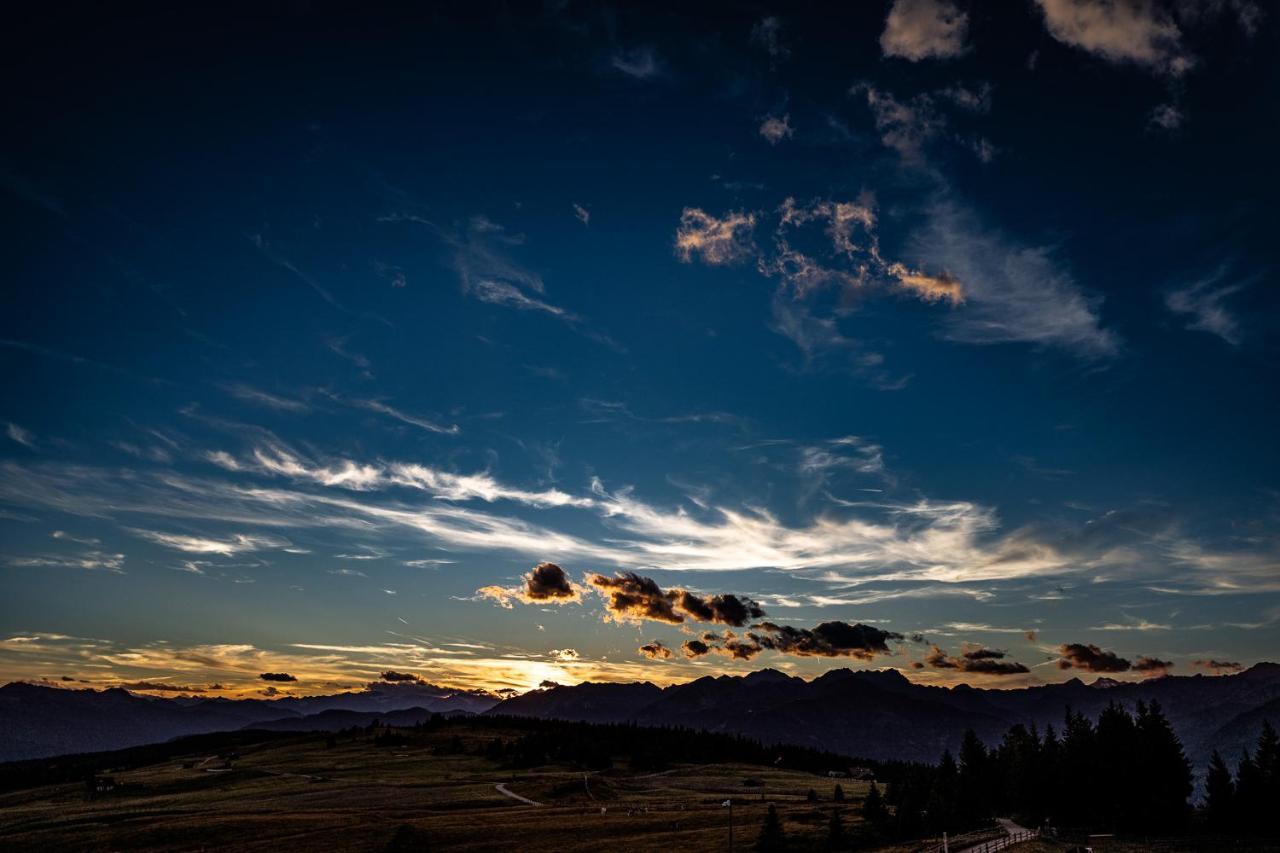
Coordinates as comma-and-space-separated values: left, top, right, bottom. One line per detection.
756, 803, 786, 852
957, 728, 990, 822
1204, 750, 1234, 830
862, 780, 887, 830
832, 782, 845, 802
826, 808, 845, 849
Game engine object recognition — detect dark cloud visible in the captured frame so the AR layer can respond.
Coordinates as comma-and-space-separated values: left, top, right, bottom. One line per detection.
1133, 656, 1173, 676
259, 671, 298, 682
524, 562, 580, 601
681, 631, 766, 660
592, 572, 683, 623
638, 640, 672, 659
1056, 643, 1131, 673
749, 621, 902, 659
589, 572, 765, 626
118, 680, 207, 693
676, 590, 765, 626
478, 561, 582, 607
380, 670, 423, 683
720, 636, 765, 660
1193, 659, 1243, 673
681, 638, 711, 658
923, 644, 1030, 675
1024, 630, 1038, 642
538, 680, 562, 689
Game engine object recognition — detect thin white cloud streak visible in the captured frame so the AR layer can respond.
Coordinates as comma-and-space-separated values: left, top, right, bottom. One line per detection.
221, 383, 310, 413
130, 529, 292, 555
7, 551, 125, 573
2, 456, 1277, 595
352, 399, 460, 436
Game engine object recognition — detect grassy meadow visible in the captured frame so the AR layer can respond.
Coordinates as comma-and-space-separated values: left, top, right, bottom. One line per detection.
0, 723, 872, 852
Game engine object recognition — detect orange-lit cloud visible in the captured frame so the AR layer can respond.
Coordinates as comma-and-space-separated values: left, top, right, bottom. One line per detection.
478, 562, 583, 608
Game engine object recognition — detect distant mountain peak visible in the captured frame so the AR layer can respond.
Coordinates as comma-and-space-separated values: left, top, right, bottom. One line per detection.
743, 667, 795, 684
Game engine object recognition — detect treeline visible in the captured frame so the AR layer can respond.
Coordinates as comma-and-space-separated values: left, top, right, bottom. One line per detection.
865, 700, 1194, 840
424, 713, 899, 778
1204, 720, 1279, 836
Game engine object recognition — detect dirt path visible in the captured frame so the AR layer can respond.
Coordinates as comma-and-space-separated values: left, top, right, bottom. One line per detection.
494, 783, 542, 806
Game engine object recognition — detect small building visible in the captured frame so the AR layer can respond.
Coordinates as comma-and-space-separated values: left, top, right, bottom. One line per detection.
85, 775, 115, 798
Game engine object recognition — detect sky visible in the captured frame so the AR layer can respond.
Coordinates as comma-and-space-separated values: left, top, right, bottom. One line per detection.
1, 1, 1277, 699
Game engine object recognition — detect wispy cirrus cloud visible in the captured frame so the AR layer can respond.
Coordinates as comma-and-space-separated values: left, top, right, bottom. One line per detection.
1165, 266, 1255, 346
130, 529, 292, 555
6, 422, 36, 449
387, 213, 620, 350
3, 450, 1278, 598
905, 201, 1119, 358
610, 46, 661, 80
221, 382, 310, 413
7, 550, 125, 573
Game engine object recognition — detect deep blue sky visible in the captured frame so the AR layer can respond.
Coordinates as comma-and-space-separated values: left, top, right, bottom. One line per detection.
1, 1, 1277, 696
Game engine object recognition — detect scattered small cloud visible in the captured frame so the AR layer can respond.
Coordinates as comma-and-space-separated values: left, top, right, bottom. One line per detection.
573, 203, 590, 226
1133, 655, 1174, 677
751, 16, 790, 62
6, 423, 36, 449
380, 670, 424, 683
923, 643, 1030, 675
759, 114, 794, 145
881, 0, 969, 61
638, 640, 672, 659
1034, 0, 1192, 76
1192, 659, 1243, 674
1149, 102, 1184, 130
675, 208, 757, 266
1056, 642, 1131, 673
611, 47, 660, 80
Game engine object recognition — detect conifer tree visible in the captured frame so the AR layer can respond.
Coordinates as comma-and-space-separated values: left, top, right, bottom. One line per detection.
826, 808, 845, 850
957, 729, 989, 823
862, 780, 887, 829
1235, 750, 1263, 835
756, 804, 786, 852
1134, 700, 1192, 831
1203, 750, 1234, 831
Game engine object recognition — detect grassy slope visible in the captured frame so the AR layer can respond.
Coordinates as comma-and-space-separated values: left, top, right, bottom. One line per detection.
0, 724, 870, 852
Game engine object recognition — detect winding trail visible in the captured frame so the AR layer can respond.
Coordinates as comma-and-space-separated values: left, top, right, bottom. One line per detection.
494, 783, 542, 806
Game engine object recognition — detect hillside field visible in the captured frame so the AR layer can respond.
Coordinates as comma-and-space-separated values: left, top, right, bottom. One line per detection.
0, 723, 872, 852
